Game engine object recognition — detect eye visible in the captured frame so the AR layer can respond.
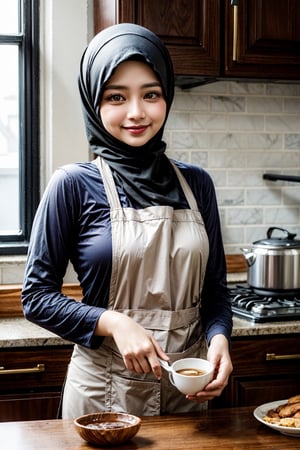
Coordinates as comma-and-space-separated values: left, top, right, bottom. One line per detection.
144, 91, 162, 100
105, 93, 125, 103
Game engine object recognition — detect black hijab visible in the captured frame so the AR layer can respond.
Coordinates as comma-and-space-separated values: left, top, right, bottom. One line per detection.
78, 23, 183, 207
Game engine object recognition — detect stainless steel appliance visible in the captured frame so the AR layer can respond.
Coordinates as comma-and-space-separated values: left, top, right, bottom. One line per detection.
241, 227, 300, 296
230, 284, 300, 323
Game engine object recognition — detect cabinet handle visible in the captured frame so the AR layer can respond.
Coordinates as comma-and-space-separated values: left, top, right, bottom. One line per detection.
0, 363, 45, 375
231, 0, 239, 61
266, 353, 300, 361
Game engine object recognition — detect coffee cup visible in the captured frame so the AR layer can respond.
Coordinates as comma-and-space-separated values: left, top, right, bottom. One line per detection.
168, 358, 214, 395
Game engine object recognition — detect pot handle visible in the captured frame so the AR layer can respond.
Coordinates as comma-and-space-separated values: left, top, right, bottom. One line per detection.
267, 227, 297, 241
240, 248, 256, 267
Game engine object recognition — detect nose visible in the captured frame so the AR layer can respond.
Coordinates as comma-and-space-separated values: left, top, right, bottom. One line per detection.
127, 98, 145, 120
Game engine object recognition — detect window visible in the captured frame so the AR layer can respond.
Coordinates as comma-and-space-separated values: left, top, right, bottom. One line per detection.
0, 0, 39, 254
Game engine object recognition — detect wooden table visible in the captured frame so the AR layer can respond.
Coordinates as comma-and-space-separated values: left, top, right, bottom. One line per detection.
0, 407, 299, 449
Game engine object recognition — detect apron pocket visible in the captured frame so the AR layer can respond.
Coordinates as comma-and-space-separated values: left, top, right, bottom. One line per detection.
109, 374, 161, 416
167, 335, 207, 363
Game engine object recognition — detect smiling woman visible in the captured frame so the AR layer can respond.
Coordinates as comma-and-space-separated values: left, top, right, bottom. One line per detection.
100, 60, 167, 148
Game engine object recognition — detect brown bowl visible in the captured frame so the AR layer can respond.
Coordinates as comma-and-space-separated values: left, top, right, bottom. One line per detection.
74, 412, 141, 446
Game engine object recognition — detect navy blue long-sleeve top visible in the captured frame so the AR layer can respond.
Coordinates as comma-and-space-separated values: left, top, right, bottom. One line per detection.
21, 159, 232, 349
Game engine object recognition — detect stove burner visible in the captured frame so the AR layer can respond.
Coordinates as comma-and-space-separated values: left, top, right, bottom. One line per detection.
230, 285, 300, 323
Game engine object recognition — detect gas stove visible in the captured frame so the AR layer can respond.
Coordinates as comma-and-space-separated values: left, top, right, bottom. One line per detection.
230, 284, 300, 323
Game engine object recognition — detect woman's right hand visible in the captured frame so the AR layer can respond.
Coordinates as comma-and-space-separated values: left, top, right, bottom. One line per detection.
95, 310, 168, 379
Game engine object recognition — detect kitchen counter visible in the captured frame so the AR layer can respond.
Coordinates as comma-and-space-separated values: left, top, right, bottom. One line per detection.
0, 316, 300, 348
0, 407, 299, 449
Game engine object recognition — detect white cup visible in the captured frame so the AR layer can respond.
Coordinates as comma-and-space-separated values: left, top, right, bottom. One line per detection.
168, 358, 214, 395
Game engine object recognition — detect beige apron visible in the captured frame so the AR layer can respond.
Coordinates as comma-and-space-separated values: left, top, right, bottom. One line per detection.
62, 157, 209, 418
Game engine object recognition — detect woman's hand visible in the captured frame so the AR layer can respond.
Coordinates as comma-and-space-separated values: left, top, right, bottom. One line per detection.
186, 334, 233, 403
95, 310, 168, 379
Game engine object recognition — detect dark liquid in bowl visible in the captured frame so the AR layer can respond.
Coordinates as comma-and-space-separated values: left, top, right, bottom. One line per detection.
86, 421, 129, 430
176, 368, 206, 376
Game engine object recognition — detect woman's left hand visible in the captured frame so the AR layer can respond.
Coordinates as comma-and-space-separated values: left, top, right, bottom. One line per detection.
186, 334, 233, 403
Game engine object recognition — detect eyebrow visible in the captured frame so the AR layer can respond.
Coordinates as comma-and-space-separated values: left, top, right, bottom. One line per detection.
104, 82, 162, 91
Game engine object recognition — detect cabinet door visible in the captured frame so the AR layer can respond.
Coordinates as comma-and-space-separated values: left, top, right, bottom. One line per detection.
224, 0, 300, 79
211, 334, 300, 408
0, 392, 61, 422
0, 346, 72, 421
94, 0, 220, 78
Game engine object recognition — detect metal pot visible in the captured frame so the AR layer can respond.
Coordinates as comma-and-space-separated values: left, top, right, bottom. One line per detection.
241, 227, 300, 295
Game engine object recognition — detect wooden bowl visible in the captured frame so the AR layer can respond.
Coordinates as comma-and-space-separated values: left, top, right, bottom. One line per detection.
74, 412, 141, 446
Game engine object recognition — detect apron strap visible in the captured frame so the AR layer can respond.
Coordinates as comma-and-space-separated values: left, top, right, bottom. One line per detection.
94, 156, 199, 211
169, 161, 199, 211
93, 157, 122, 209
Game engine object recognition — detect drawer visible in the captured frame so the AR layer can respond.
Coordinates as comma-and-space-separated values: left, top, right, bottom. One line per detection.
0, 346, 73, 392
230, 335, 300, 377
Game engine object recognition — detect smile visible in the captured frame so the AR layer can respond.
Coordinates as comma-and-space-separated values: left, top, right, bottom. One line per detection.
124, 125, 149, 135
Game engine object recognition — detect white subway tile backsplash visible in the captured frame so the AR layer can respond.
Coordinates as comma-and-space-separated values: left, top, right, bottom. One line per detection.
266, 115, 300, 132
221, 226, 245, 245
209, 133, 282, 150
266, 84, 300, 96
227, 207, 263, 225
190, 151, 208, 167
284, 98, 300, 113
282, 187, 300, 205
216, 188, 244, 206
191, 114, 227, 130
211, 96, 245, 112
246, 188, 281, 205
228, 115, 264, 131
228, 171, 265, 187
172, 131, 209, 149
246, 97, 283, 113
166, 80, 300, 253
285, 134, 300, 149
247, 151, 299, 168
209, 150, 247, 168
265, 207, 299, 225
166, 112, 190, 130
172, 93, 209, 112
190, 81, 228, 94
228, 82, 264, 95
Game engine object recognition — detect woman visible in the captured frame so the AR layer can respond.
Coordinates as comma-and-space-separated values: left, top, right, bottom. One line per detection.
22, 23, 233, 418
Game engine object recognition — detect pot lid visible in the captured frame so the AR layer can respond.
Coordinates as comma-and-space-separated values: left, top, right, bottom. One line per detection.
253, 227, 300, 248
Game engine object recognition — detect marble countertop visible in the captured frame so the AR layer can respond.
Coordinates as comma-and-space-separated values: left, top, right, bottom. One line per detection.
0, 318, 72, 348
0, 316, 299, 348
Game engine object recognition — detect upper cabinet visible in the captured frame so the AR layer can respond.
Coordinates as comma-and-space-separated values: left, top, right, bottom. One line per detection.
224, 0, 300, 80
94, 0, 220, 80
94, 0, 300, 84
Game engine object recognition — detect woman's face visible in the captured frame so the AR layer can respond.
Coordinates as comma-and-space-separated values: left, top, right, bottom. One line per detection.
100, 60, 167, 147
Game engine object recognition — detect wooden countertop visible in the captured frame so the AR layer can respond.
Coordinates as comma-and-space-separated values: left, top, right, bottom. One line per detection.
0, 407, 299, 449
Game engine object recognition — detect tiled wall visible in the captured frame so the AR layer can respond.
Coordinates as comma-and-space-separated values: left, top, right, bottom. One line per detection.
165, 81, 300, 254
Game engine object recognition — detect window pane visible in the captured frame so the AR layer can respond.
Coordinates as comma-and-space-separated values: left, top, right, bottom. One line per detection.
0, 0, 19, 34
0, 45, 20, 233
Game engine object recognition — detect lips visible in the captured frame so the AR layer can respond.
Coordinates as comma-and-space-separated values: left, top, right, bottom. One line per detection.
124, 125, 149, 135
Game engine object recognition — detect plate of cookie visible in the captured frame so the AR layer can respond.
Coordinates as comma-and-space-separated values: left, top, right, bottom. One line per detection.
253, 395, 300, 437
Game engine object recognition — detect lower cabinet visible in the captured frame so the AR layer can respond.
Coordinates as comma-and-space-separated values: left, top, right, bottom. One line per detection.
211, 333, 300, 408
0, 346, 73, 422
1, 335, 299, 419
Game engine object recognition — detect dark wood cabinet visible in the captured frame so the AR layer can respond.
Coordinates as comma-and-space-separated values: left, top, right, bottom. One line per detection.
1, 335, 299, 418
224, 0, 300, 79
0, 346, 73, 422
94, 0, 220, 79
94, 0, 300, 82
211, 334, 300, 408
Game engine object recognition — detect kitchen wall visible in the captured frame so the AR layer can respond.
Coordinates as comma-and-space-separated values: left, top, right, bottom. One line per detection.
165, 81, 300, 254
0, 0, 300, 283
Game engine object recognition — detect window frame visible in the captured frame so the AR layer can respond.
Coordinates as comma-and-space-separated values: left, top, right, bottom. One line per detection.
0, 0, 40, 255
